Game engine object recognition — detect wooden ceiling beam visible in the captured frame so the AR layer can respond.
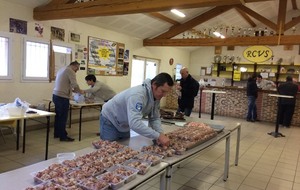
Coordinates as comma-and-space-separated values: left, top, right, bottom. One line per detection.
277, 0, 287, 35
33, 0, 270, 20
234, 4, 277, 31
291, 0, 298, 10
153, 5, 234, 39
235, 8, 257, 27
143, 35, 300, 46
285, 15, 300, 30
148, 12, 180, 25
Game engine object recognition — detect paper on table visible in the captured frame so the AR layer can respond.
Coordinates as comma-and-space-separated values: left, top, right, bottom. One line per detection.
174, 122, 186, 127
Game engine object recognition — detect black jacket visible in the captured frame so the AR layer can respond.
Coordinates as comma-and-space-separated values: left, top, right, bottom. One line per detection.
278, 81, 298, 105
178, 74, 199, 109
247, 77, 258, 98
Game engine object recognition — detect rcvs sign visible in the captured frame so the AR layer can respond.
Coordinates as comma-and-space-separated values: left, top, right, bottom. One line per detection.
243, 46, 273, 63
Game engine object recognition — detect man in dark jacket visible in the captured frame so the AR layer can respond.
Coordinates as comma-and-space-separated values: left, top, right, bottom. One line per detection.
177, 67, 200, 116
246, 73, 258, 122
277, 76, 298, 128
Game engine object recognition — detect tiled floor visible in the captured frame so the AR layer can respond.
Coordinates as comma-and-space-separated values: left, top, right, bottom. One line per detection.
1, 112, 300, 190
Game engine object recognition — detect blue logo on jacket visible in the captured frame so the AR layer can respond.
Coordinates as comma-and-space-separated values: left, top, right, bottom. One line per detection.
135, 102, 143, 112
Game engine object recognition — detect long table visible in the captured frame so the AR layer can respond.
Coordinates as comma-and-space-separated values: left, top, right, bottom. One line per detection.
0, 146, 169, 190
0, 108, 55, 160
121, 122, 238, 190
0, 118, 241, 189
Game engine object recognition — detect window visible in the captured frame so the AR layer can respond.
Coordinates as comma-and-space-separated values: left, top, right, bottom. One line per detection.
175, 64, 182, 81
0, 32, 12, 80
131, 56, 159, 87
23, 37, 50, 81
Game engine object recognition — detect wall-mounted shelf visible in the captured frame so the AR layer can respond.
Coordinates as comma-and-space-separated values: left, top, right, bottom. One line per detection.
212, 62, 300, 86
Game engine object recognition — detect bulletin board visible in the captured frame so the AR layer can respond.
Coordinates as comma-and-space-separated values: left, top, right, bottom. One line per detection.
87, 36, 124, 76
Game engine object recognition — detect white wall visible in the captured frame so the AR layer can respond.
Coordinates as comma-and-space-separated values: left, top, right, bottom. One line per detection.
0, 0, 190, 106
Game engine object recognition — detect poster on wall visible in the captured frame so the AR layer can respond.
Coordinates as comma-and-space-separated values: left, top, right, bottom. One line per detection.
9, 18, 27, 35
51, 26, 65, 41
75, 44, 87, 70
88, 36, 124, 76
69, 32, 80, 43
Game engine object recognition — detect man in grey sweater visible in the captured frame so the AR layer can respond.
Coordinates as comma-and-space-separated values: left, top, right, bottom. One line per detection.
100, 73, 174, 147
82, 74, 116, 102
52, 61, 82, 142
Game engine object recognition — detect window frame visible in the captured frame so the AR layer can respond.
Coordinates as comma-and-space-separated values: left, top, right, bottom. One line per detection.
0, 32, 13, 80
22, 36, 50, 82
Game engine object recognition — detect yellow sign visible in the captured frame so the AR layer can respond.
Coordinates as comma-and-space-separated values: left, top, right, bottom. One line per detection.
233, 71, 241, 81
243, 46, 273, 63
98, 47, 110, 60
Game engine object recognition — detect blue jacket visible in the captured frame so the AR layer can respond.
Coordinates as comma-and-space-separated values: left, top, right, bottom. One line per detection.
101, 79, 162, 140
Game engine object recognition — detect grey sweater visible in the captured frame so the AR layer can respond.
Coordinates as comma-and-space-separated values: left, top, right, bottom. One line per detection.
53, 65, 80, 99
101, 79, 163, 140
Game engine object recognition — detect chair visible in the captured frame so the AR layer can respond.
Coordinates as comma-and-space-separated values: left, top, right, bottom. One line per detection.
0, 120, 16, 143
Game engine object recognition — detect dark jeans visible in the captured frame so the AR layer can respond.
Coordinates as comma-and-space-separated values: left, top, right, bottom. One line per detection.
100, 114, 130, 141
278, 104, 295, 127
53, 94, 69, 139
247, 96, 257, 121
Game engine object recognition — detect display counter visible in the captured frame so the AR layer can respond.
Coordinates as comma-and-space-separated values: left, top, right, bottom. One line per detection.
165, 86, 300, 125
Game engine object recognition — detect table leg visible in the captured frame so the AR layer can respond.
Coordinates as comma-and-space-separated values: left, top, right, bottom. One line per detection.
268, 100, 285, 137
235, 126, 241, 166
79, 107, 83, 141
48, 101, 52, 112
198, 89, 202, 118
69, 105, 72, 128
223, 135, 230, 181
16, 120, 20, 150
45, 116, 50, 160
165, 166, 172, 190
22, 119, 26, 153
159, 170, 166, 190
211, 93, 216, 120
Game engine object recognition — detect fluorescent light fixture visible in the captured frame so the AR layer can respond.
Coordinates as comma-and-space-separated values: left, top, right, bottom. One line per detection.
213, 31, 225, 39
171, 9, 186, 17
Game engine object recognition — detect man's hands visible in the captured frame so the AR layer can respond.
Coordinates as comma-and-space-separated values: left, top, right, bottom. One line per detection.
157, 133, 170, 147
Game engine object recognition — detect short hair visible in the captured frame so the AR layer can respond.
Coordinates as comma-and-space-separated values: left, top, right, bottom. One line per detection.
85, 74, 96, 82
257, 74, 262, 79
70, 61, 80, 66
151, 72, 174, 87
286, 76, 293, 82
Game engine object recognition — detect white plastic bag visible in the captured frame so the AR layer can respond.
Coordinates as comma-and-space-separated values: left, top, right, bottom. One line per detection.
74, 93, 85, 103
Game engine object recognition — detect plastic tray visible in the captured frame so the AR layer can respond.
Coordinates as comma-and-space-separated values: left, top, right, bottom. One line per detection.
51, 176, 79, 189
107, 165, 139, 183
135, 152, 163, 166
25, 181, 65, 190
57, 152, 76, 163
97, 172, 125, 190
78, 177, 109, 190
123, 159, 151, 175
32, 164, 72, 184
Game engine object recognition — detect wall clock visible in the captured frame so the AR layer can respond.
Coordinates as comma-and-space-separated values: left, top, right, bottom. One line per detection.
169, 58, 174, 65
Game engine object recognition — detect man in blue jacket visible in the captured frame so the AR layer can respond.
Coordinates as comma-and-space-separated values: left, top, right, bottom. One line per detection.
100, 73, 174, 146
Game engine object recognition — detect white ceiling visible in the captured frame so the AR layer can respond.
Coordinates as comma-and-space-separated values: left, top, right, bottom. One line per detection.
4, 0, 300, 40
